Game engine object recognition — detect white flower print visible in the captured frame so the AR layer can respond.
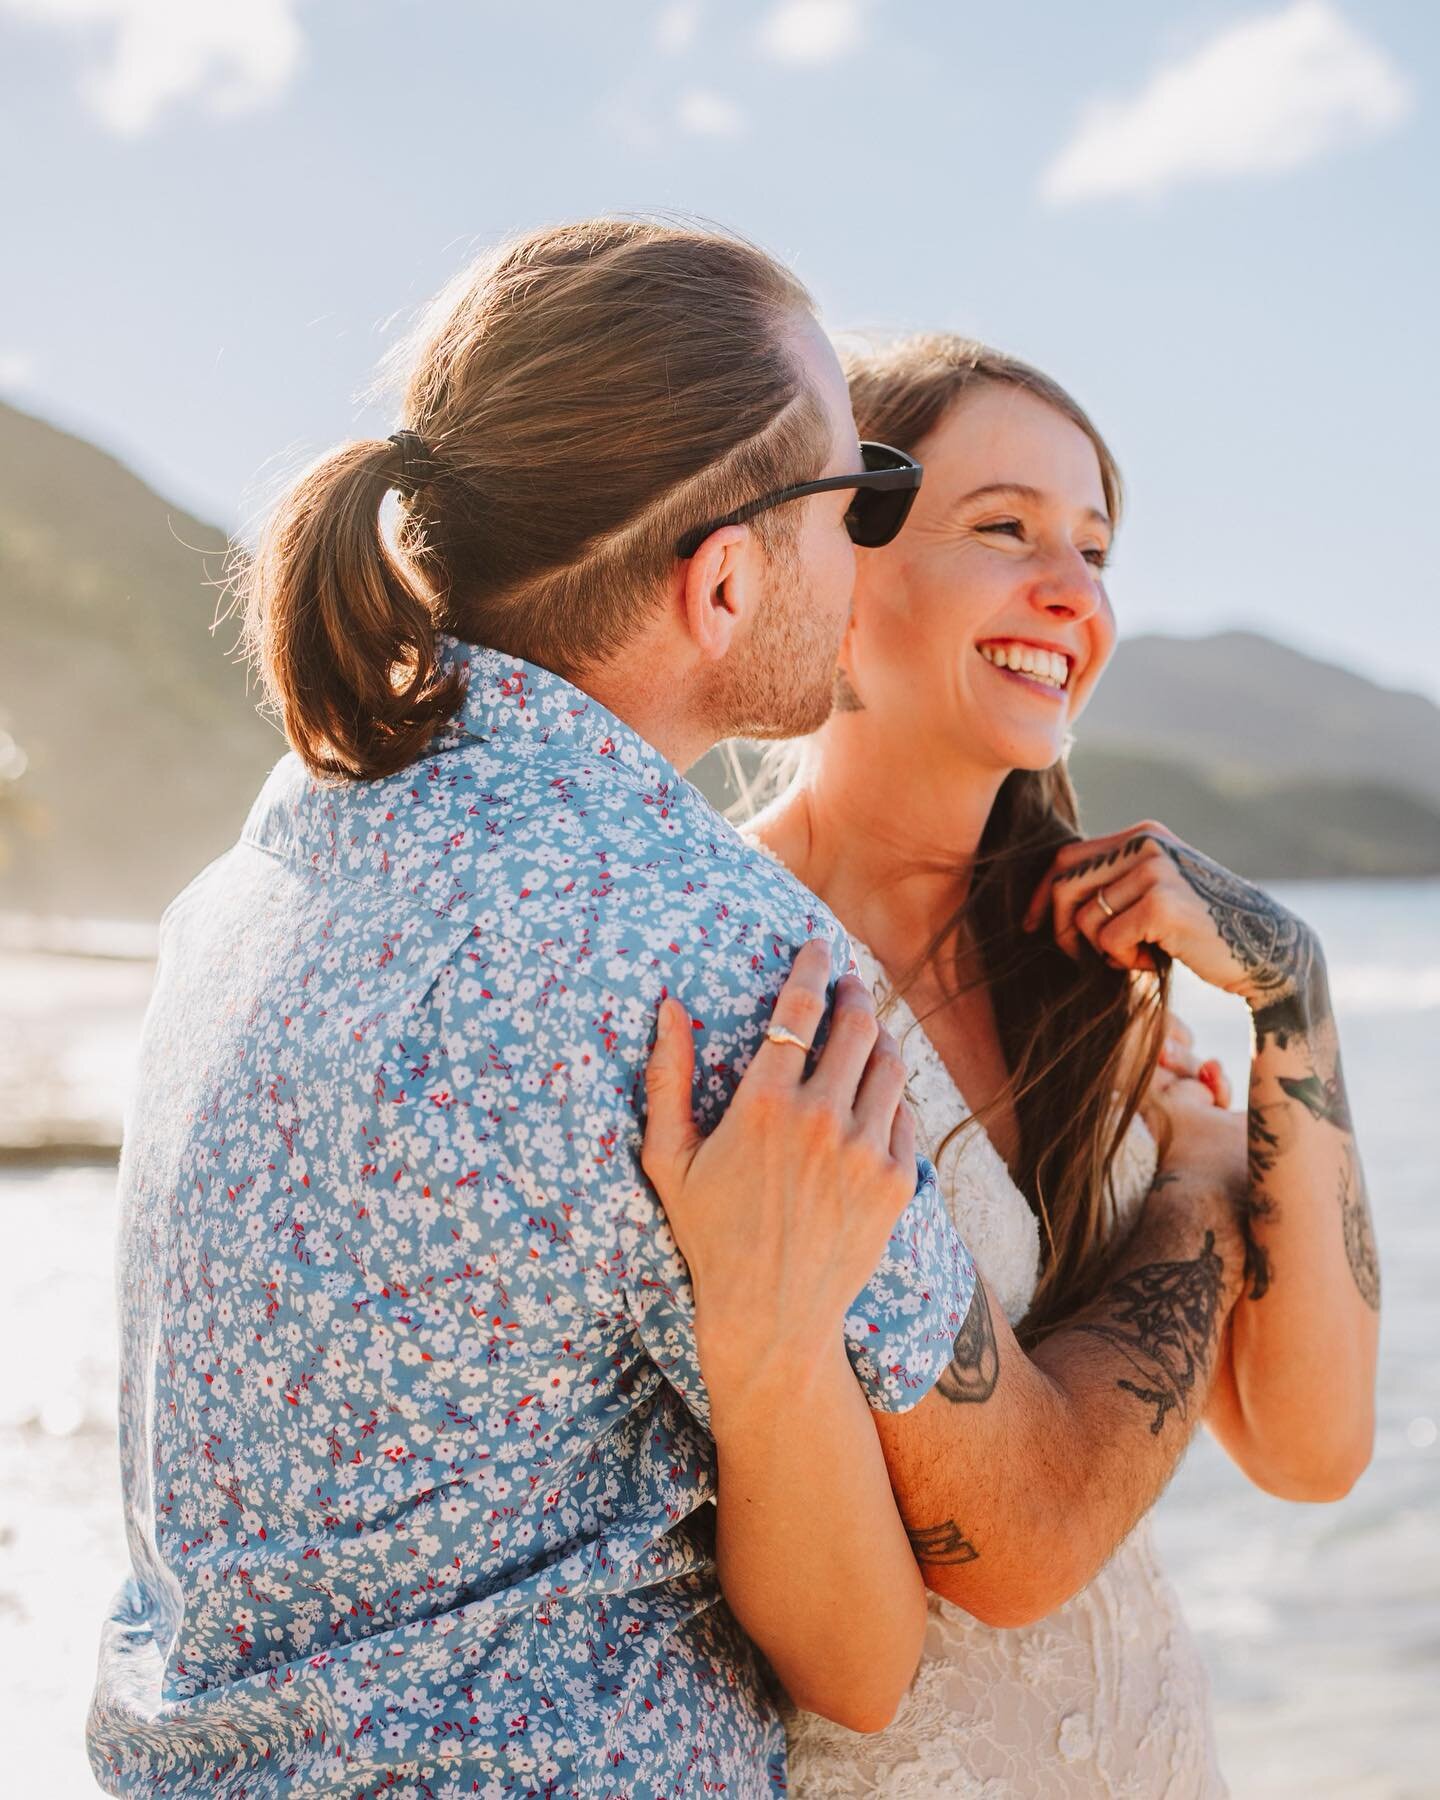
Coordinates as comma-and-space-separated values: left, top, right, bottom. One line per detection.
90, 637, 974, 1800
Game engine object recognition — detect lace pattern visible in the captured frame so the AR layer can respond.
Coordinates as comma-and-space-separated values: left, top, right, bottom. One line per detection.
785, 943, 1226, 1797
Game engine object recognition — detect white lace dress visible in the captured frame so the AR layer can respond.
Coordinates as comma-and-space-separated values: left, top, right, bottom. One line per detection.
784, 942, 1226, 1798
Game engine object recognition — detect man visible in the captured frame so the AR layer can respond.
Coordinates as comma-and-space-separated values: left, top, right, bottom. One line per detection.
90, 218, 1243, 1798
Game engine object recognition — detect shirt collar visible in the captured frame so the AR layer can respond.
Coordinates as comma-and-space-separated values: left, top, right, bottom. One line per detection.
433, 634, 687, 793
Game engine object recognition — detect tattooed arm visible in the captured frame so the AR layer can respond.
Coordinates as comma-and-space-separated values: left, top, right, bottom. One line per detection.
1028, 823, 1379, 1502
1203, 939, 1378, 1498
873, 1107, 1246, 1625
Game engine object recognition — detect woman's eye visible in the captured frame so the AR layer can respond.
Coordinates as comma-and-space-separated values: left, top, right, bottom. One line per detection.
976, 519, 1024, 540
1082, 547, 1110, 569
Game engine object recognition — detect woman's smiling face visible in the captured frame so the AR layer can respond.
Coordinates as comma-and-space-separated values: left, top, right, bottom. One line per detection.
840, 382, 1117, 773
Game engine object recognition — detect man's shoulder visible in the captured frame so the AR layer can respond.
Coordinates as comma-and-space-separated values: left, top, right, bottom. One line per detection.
429, 761, 847, 1067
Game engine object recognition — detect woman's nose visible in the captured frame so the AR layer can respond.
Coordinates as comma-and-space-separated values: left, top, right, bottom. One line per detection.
1027, 548, 1101, 621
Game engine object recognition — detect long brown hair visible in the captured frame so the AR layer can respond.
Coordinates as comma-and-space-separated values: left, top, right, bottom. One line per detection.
241, 219, 828, 781
844, 333, 1171, 1342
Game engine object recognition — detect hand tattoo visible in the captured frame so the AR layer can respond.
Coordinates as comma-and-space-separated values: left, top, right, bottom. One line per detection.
935, 1281, 999, 1404
1157, 840, 1325, 1041
1075, 1232, 1226, 1434
1339, 1143, 1381, 1311
906, 1520, 979, 1565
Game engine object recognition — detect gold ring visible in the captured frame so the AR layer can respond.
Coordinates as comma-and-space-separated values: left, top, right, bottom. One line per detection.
1096, 888, 1117, 920
764, 1024, 811, 1052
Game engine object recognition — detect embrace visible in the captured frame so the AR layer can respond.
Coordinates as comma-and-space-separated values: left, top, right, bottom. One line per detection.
88, 220, 1379, 1798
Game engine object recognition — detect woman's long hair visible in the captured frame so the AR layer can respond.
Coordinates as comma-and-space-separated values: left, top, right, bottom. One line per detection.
847, 335, 1172, 1343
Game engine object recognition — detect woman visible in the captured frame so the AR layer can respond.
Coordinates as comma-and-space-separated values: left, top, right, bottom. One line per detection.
648, 334, 1380, 1794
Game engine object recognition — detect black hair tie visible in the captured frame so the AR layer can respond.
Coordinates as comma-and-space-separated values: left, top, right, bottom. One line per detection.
386, 429, 434, 496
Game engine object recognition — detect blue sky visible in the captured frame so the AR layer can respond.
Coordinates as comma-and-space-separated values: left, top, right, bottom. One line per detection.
3, 0, 1437, 700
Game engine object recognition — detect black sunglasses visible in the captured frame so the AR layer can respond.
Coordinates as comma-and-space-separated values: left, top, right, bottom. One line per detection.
675, 441, 923, 560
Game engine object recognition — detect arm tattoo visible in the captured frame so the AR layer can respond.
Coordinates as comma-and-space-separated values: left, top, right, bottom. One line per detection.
1339, 1143, 1381, 1311
1075, 1232, 1226, 1434
935, 1281, 999, 1404
1155, 839, 1328, 1047
906, 1519, 979, 1565
1279, 1068, 1354, 1133
1242, 1105, 1284, 1300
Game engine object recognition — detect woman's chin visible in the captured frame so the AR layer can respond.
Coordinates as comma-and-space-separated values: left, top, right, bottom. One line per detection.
988, 732, 1069, 776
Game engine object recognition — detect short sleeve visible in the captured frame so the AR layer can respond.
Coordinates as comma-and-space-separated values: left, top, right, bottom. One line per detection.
620, 923, 979, 1428
844, 1154, 977, 1413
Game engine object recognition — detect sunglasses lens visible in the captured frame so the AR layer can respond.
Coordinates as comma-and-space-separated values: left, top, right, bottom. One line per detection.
844, 487, 913, 547
843, 447, 920, 547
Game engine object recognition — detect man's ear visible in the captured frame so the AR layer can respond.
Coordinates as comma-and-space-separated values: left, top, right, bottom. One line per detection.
678, 525, 758, 663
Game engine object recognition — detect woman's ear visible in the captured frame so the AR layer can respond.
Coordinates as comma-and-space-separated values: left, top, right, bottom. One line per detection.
829, 596, 866, 713
679, 524, 758, 663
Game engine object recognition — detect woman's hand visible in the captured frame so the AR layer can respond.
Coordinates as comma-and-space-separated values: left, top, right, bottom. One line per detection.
640, 939, 934, 1730
1157, 1011, 1231, 1109
641, 938, 917, 1403
1023, 820, 1324, 1022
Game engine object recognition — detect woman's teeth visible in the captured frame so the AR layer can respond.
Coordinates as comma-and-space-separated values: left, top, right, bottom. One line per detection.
978, 642, 1071, 690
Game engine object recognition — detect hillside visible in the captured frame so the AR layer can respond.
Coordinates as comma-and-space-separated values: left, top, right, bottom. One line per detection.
0, 401, 283, 918
1079, 631, 1440, 808
4, 397, 1439, 915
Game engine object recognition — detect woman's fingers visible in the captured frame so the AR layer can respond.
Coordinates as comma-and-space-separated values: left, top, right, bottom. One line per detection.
1199, 1058, 1232, 1109
1157, 1073, 1225, 1115
1058, 852, 1161, 962
747, 938, 833, 1088
852, 1023, 907, 1143
1161, 1039, 1203, 1079
1022, 820, 1170, 935
806, 974, 879, 1112
641, 997, 702, 1187
889, 1094, 916, 1172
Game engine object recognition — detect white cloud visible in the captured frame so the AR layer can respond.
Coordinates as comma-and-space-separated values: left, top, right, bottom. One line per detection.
655, 1, 702, 54
755, 0, 863, 66
1040, 0, 1414, 205
0, 0, 304, 137
676, 89, 746, 137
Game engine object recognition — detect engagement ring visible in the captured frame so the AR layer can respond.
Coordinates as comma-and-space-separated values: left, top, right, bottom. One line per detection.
1096, 888, 1117, 920
764, 1024, 811, 1052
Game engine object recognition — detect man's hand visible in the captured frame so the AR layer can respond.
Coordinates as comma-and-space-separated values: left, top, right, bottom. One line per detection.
642, 939, 916, 1404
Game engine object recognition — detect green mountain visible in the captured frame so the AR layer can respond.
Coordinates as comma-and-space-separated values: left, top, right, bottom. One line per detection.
3, 396, 1438, 916
0, 401, 283, 920
1077, 630, 1440, 810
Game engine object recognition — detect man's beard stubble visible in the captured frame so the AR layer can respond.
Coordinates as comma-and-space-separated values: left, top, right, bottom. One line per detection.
701, 543, 845, 743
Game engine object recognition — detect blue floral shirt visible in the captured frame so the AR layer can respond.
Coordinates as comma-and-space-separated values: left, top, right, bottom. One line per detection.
89, 638, 977, 1799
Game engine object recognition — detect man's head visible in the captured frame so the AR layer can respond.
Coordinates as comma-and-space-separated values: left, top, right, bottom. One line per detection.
245, 218, 862, 780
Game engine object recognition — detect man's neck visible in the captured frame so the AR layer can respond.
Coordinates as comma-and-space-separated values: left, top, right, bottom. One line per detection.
573, 643, 716, 776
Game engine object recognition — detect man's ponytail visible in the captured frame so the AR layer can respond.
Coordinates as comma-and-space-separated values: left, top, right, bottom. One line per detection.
242, 437, 463, 781
242, 219, 828, 783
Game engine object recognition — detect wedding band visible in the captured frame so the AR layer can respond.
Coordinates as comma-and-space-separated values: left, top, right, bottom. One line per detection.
764, 1024, 811, 1052
1096, 888, 1117, 920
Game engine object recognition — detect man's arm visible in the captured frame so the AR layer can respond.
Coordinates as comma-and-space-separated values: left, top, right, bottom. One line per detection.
875, 1114, 1247, 1627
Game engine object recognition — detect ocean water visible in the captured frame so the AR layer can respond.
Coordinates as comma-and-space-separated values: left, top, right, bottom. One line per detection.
0, 881, 1436, 1797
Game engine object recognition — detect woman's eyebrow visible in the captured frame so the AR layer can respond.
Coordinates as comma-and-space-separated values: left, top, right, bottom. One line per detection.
953, 481, 1110, 528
